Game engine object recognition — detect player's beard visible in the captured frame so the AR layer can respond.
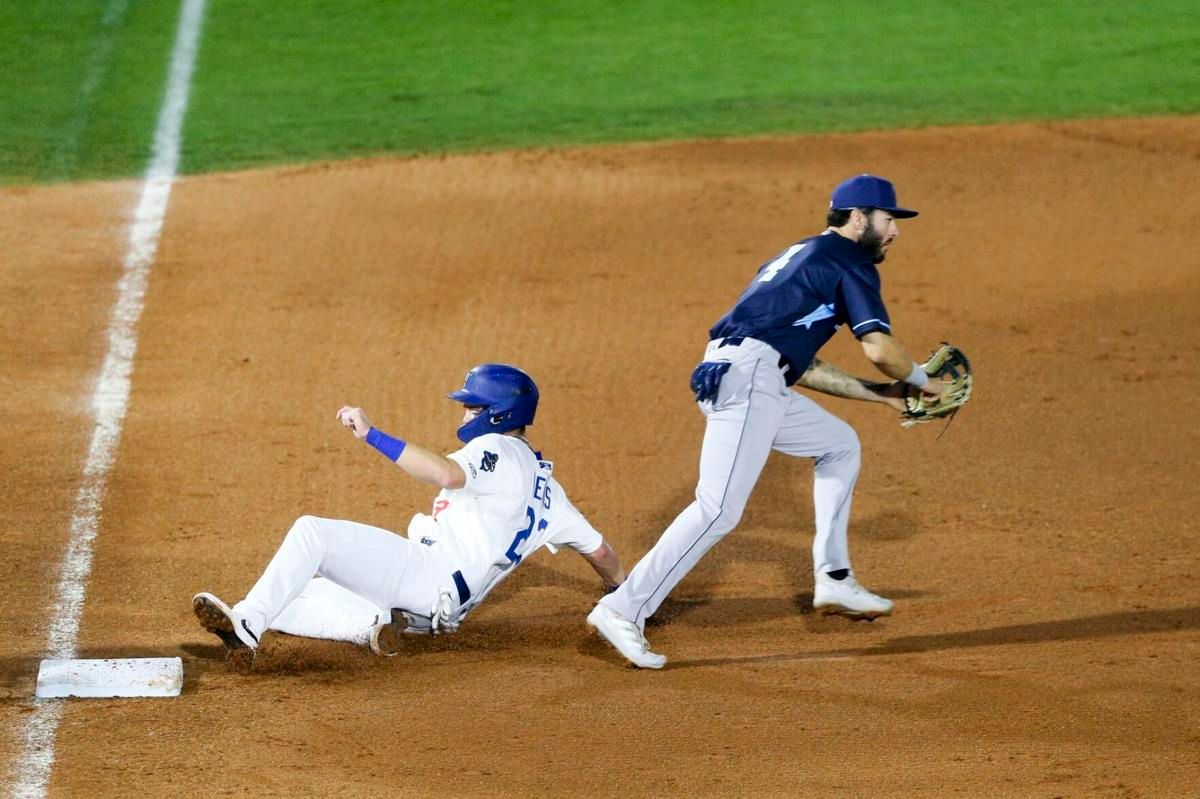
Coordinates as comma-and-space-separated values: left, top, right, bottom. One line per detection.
859, 224, 888, 264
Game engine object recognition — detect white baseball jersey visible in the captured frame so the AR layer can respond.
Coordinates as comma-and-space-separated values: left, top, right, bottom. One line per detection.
418, 432, 603, 616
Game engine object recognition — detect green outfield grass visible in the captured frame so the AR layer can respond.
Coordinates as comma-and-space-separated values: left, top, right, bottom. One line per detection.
2, 0, 1198, 184
1, 1, 182, 184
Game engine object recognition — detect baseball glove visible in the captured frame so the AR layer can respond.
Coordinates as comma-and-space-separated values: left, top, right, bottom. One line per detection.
901, 343, 972, 428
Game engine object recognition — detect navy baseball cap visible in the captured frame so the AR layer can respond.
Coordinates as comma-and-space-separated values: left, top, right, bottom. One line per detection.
830, 174, 918, 218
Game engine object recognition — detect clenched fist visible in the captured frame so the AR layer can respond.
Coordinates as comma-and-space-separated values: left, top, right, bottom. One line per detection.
336, 406, 373, 439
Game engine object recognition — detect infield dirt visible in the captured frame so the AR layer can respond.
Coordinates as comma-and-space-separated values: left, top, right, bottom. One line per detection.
2, 117, 1198, 797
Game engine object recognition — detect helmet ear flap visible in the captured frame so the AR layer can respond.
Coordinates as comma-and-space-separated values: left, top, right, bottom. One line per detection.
456, 412, 490, 444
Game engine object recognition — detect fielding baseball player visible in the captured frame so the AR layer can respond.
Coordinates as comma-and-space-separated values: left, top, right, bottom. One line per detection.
194, 364, 626, 668
588, 175, 947, 668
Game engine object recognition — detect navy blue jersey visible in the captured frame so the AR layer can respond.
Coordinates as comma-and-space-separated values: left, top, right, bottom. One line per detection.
709, 231, 891, 382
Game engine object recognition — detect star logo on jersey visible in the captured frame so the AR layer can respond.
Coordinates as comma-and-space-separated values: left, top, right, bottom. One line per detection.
481, 451, 498, 472
793, 302, 836, 329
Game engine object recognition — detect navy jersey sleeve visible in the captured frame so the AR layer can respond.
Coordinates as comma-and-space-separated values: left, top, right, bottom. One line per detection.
836, 270, 891, 339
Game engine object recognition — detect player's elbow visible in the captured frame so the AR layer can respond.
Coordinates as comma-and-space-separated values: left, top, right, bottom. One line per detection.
859, 333, 893, 365
435, 461, 467, 490
587, 541, 616, 563
584, 541, 622, 578
860, 342, 880, 363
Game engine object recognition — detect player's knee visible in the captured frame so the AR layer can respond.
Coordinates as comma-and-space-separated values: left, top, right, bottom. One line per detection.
695, 491, 744, 532
842, 427, 861, 459
287, 514, 324, 542
821, 423, 860, 466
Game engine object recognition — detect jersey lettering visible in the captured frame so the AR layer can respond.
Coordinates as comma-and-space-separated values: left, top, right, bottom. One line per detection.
757, 243, 806, 283
532, 475, 551, 510
505, 468, 557, 564
481, 451, 498, 472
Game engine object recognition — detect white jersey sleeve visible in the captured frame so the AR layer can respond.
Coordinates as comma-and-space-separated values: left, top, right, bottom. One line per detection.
446, 436, 524, 498
541, 480, 603, 555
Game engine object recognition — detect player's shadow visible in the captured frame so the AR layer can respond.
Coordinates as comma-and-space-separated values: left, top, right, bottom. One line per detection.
0, 655, 50, 702
644, 585, 929, 631
622, 456, 921, 606
483, 454, 922, 624
664, 605, 1200, 670
178, 632, 502, 679
492, 560, 607, 597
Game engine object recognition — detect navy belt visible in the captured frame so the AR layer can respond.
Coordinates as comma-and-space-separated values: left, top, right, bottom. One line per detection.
717, 337, 800, 385
451, 570, 471, 604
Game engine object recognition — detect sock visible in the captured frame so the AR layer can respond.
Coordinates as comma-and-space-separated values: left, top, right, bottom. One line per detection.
826, 568, 849, 581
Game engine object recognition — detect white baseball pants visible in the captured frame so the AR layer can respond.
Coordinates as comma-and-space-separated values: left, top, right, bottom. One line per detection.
233, 515, 457, 642
602, 337, 861, 628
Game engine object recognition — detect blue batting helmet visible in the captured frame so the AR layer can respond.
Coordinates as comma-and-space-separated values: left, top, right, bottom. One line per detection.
448, 363, 539, 444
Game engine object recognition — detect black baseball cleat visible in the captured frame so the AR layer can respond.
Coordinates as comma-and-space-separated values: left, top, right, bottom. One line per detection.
192, 592, 259, 669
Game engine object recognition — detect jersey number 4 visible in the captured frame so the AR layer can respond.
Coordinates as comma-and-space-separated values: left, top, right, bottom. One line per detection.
757, 243, 806, 283
506, 506, 547, 565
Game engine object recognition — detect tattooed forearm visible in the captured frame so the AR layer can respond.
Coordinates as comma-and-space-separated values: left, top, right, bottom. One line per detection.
797, 358, 893, 403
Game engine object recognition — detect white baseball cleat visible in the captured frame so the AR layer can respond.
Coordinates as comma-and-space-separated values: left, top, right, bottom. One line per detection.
193, 592, 259, 668
587, 603, 666, 669
812, 573, 894, 620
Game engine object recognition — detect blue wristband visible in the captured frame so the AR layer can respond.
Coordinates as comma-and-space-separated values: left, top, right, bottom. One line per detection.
365, 427, 407, 461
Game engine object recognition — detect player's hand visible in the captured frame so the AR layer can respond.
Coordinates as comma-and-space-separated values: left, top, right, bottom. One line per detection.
919, 377, 945, 402
336, 406, 372, 439
872, 381, 909, 412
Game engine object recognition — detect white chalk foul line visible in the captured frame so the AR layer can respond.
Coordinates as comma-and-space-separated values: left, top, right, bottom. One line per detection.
9, 1, 206, 797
